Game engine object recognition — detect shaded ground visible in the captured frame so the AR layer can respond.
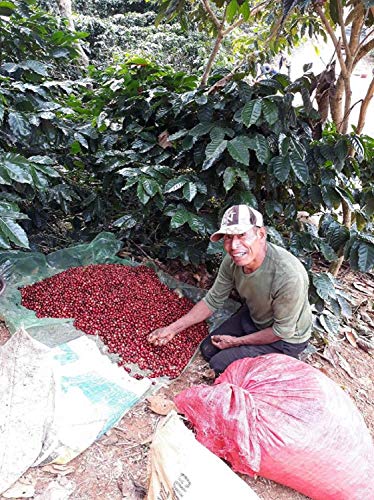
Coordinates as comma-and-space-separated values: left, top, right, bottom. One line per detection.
0, 268, 373, 500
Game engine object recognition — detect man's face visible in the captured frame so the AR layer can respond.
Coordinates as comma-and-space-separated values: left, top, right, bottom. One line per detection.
223, 228, 262, 267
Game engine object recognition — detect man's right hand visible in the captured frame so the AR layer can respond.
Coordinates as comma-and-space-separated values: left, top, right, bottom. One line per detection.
147, 327, 176, 346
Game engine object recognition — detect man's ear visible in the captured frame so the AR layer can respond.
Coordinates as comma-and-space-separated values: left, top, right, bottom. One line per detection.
258, 227, 267, 240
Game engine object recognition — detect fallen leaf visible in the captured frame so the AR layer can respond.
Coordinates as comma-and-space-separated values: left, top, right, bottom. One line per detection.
147, 394, 176, 415
321, 344, 340, 367
352, 282, 371, 294
344, 330, 358, 348
337, 352, 355, 378
41, 464, 75, 476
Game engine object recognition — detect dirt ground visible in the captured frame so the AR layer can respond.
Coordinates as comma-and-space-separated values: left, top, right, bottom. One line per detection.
0, 269, 373, 500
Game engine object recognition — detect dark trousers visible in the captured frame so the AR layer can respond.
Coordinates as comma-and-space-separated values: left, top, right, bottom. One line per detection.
200, 305, 309, 374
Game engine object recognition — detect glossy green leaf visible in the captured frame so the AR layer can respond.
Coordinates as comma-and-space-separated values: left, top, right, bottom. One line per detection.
183, 182, 197, 201
0, 218, 29, 248
226, 0, 238, 23
253, 134, 270, 164
312, 272, 336, 300
170, 208, 189, 229
137, 183, 150, 204
190, 122, 214, 137
289, 154, 309, 184
164, 177, 187, 193
227, 137, 249, 166
262, 99, 278, 125
113, 214, 137, 229
241, 100, 262, 127
357, 242, 374, 272
271, 155, 290, 182
142, 178, 161, 197
223, 167, 237, 192
8, 112, 31, 138
205, 138, 227, 159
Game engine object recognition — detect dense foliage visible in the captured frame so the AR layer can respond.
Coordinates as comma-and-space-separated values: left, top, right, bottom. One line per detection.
0, 0, 373, 341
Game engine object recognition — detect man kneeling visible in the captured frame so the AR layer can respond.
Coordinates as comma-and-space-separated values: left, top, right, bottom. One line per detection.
148, 205, 312, 375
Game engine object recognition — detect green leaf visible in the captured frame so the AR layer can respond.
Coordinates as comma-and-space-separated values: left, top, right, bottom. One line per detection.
253, 134, 270, 164
183, 182, 197, 201
329, 0, 339, 24
226, 0, 238, 23
357, 242, 374, 272
289, 154, 309, 183
190, 122, 214, 137
266, 226, 286, 247
8, 112, 31, 138
113, 214, 137, 229
164, 177, 187, 193
170, 208, 189, 229
262, 99, 278, 125
0, 1, 16, 16
223, 167, 237, 192
271, 155, 290, 182
316, 240, 337, 262
168, 129, 188, 140
22, 60, 49, 76
210, 126, 225, 142
312, 272, 336, 300
241, 100, 262, 127
227, 137, 249, 166
2, 153, 33, 184
205, 138, 227, 159
142, 178, 161, 198
188, 214, 206, 234
137, 183, 150, 205
0, 218, 29, 248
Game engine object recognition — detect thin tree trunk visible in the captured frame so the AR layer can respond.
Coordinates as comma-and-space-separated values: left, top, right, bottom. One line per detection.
356, 77, 374, 134
56, 0, 89, 67
200, 34, 223, 87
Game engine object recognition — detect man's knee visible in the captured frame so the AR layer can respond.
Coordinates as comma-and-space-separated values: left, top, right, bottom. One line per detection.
200, 337, 217, 361
208, 351, 234, 374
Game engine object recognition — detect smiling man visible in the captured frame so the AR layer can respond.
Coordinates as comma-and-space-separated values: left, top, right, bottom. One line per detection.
148, 205, 312, 375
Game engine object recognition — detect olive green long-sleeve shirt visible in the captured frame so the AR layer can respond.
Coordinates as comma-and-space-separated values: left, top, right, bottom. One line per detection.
203, 242, 312, 344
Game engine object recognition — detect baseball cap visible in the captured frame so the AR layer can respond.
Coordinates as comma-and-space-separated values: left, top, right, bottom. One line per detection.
210, 205, 263, 242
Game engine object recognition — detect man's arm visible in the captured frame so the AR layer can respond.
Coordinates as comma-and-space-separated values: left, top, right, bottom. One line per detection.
211, 327, 279, 350
148, 299, 213, 346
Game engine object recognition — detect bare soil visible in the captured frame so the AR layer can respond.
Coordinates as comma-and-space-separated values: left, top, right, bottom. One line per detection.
0, 269, 373, 500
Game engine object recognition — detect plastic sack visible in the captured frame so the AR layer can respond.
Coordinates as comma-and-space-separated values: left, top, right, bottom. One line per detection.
146, 411, 259, 500
174, 354, 374, 500
0, 329, 152, 494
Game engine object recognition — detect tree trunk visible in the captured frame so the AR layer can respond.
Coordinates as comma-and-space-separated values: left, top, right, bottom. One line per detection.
200, 33, 223, 87
56, 0, 89, 67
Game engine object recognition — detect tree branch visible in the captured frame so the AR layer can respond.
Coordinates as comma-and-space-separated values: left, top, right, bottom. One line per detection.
356, 77, 374, 134
315, 5, 348, 78
355, 35, 374, 63
338, 0, 352, 60
201, 0, 221, 29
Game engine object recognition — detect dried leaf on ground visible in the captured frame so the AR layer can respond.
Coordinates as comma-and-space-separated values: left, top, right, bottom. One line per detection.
343, 329, 358, 348
337, 352, 355, 379
352, 282, 372, 294
41, 464, 75, 476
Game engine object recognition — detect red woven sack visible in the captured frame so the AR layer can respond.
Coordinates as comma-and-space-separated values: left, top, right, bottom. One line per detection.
174, 354, 374, 499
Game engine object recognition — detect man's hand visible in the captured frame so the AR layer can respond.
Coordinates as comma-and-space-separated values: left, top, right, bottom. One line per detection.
148, 327, 176, 346
211, 334, 239, 350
